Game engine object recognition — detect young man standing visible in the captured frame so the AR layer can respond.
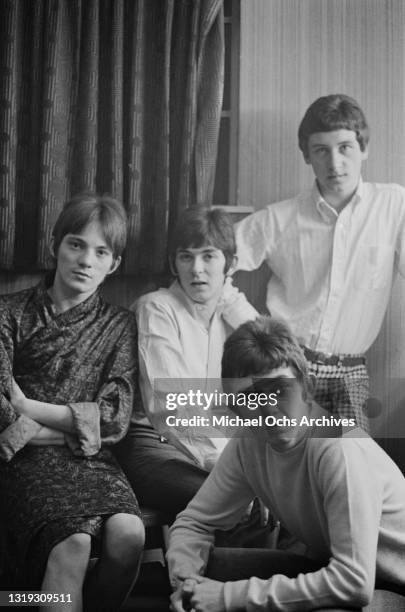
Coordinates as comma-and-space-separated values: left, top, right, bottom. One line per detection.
234, 94, 405, 431
167, 317, 405, 612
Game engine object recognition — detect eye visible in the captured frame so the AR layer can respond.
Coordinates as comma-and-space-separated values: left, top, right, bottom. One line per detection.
312, 147, 327, 156
96, 248, 110, 258
68, 239, 81, 249
177, 253, 192, 262
203, 252, 215, 261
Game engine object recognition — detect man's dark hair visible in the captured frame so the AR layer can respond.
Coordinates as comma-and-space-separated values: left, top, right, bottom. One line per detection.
169, 206, 236, 274
298, 94, 369, 158
222, 316, 311, 396
52, 193, 127, 260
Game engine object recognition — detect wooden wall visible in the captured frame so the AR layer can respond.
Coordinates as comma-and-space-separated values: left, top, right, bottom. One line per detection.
238, 0, 405, 467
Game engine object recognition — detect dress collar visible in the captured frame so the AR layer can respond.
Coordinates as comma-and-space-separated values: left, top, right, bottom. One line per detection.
34, 273, 102, 324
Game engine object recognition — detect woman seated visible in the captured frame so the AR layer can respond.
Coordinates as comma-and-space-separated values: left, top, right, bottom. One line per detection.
0, 194, 144, 612
115, 207, 258, 516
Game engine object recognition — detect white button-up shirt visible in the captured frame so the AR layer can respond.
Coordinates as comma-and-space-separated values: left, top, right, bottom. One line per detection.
134, 280, 258, 470
235, 180, 405, 354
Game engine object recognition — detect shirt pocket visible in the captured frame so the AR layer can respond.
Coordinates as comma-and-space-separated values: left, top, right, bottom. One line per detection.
354, 244, 395, 290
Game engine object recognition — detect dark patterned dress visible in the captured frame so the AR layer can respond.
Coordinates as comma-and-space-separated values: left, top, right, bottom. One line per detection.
0, 280, 140, 586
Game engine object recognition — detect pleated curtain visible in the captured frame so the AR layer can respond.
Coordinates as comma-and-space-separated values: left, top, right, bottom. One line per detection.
0, 0, 224, 274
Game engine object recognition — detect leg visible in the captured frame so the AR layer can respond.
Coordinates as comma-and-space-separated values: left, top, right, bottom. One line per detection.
362, 589, 405, 611
84, 513, 144, 612
114, 429, 208, 515
206, 549, 362, 612
309, 363, 370, 432
206, 547, 322, 581
315, 588, 405, 612
41, 533, 91, 612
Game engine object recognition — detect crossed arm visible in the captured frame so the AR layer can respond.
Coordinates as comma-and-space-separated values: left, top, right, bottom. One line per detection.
0, 313, 138, 461
9, 378, 69, 445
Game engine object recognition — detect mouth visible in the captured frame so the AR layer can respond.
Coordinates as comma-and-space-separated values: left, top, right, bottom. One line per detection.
190, 281, 208, 287
72, 271, 91, 280
328, 174, 346, 180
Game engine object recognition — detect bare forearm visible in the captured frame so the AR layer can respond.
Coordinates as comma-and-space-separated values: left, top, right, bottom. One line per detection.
19, 398, 75, 433
28, 426, 66, 446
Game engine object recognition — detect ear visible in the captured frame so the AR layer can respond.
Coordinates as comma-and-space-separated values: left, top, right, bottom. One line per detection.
361, 145, 369, 161
225, 255, 238, 277
107, 256, 121, 276
49, 237, 57, 259
303, 151, 311, 165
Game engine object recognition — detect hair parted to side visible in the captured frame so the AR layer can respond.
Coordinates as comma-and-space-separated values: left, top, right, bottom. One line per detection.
169, 206, 236, 274
222, 316, 311, 395
298, 94, 370, 158
52, 193, 128, 260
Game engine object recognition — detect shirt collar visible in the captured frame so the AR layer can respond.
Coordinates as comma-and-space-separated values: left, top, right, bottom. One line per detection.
169, 279, 218, 324
311, 177, 363, 222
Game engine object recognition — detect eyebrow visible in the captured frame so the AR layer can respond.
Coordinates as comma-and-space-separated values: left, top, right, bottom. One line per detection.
310, 139, 355, 148
66, 234, 111, 249
177, 246, 218, 253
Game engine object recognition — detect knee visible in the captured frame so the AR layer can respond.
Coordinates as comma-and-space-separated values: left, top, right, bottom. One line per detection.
104, 514, 145, 566
47, 533, 91, 574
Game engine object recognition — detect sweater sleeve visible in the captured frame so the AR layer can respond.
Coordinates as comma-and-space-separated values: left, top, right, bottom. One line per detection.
167, 438, 256, 589
223, 439, 381, 611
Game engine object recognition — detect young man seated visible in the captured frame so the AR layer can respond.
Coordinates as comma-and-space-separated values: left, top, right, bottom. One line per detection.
115, 207, 258, 516
167, 316, 405, 611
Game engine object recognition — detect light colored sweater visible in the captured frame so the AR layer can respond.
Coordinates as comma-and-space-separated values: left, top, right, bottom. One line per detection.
168, 430, 405, 611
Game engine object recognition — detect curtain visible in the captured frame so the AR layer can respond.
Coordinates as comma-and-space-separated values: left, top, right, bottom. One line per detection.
0, 0, 224, 274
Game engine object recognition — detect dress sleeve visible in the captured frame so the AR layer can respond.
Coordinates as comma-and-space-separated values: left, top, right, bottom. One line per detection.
223, 440, 381, 611
66, 314, 138, 456
0, 308, 42, 462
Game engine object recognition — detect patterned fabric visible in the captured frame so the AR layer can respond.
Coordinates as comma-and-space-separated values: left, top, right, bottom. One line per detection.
0, 279, 140, 585
308, 362, 370, 432
0, 0, 224, 274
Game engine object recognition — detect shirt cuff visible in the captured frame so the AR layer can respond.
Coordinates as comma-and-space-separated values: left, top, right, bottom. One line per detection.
0, 414, 42, 462
218, 282, 258, 329
67, 402, 101, 456
223, 580, 250, 612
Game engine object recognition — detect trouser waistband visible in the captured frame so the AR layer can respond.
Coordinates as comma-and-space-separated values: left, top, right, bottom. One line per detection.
302, 347, 366, 367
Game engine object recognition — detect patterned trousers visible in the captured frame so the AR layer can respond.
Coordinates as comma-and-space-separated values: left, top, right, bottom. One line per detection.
308, 362, 370, 432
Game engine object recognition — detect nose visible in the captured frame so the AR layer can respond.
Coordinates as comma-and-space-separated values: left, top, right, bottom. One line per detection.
78, 248, 93, 268
328, 148, 342, 170
191, 255, 204, 275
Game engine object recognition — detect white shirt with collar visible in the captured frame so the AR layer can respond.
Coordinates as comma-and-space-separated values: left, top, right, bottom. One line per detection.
133, 280, 258, 470
235, 180, 405, 354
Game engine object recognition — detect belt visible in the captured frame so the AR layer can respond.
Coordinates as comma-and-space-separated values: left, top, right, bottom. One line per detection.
302, 347, 366, 367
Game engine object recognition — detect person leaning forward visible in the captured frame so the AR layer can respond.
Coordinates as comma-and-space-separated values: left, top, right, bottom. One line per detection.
167, 317, 405, 612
